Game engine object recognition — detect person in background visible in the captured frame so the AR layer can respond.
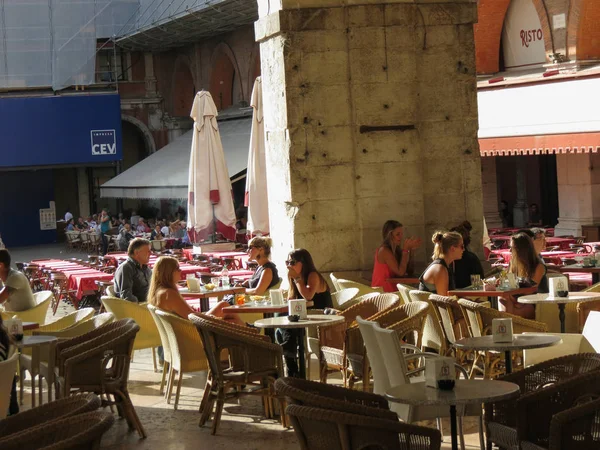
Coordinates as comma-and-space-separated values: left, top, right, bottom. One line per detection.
500, 200, 513, 228
99, 209, 111, 255
150, 224, 164, 241
75, 217, 87, 231
528, 203, 543, 226
130, 211, 140, 228
241, 236, 279, 295
0, 315, 18, 415
0, 233, 4, 249
0, 249, 35, 312
531, 228, 547, 260
136, 218, 148, 234
372, 220, 422, 292
500, 232, 547, 319
450, 222, 484, 289
118, 223, 134, 251
161, 221, 170, 237
66, 218, 75, 231
113, 238, 152, 303
280, 249, 333, 377
88, 215, 97, 229
64, 208, 73, 222
418, 231, 464, 296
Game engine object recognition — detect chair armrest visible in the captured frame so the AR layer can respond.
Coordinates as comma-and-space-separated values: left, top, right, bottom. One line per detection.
548, 398, 600, 450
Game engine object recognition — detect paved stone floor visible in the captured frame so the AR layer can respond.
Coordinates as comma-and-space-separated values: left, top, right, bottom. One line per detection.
11, 243, 484, 449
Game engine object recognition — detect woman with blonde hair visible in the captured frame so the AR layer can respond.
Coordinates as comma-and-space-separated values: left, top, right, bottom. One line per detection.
147, 256, 243, 325
418, 231, 464, 296
241, 236, 280, 295
372, 220, 422, 292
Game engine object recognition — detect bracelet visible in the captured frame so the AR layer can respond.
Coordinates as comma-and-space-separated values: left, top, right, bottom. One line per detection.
402, 249, 410, 253
294, 277, 301, 283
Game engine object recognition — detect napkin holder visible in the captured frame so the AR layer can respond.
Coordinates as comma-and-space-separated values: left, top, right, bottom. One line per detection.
270, 289, 284, 306
4, 318, 23, 338
492, 318, 513, 343
548, 276, 569, 297
425, 357, 456, 389
288, 299, 307, 319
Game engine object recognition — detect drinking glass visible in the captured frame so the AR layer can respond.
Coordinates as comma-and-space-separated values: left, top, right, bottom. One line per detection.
470, 274, 482, 289
211, 277, 220, 287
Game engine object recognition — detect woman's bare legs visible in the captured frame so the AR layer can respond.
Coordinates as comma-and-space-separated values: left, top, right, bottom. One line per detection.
498, 295, 535, 320
207, 300, 246, 326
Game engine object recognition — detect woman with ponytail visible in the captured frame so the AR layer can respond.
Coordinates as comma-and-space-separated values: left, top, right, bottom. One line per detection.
418, 231, 464, 296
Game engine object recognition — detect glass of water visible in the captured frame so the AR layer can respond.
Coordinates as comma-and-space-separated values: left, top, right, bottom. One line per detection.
470, 274, 482, 289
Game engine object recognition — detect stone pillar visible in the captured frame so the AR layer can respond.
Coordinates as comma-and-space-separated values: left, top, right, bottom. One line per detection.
513, 163, 528, 228
255, 0, 483, 277
76, 168, 90, 219
144, 52, 158, 98
481, 156, 503, 228
555, 153, 600, 236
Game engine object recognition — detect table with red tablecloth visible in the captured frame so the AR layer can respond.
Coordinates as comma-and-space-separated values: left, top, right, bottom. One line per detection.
63, 269, 114, 300
490, 235, 576, 251
183, 249, 250, 268
490, 250, 582, 265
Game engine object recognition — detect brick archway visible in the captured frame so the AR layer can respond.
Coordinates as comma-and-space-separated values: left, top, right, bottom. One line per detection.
209, 42, 243, 110
567, 0, 600, 61
475, 0, 552, 74
172, 56, 196, 117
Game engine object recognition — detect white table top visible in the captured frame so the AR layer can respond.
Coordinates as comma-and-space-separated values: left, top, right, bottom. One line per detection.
17, 335, 58, 347
517, 292, 600, 305
386, 380, 520, 406
254, 314, 344, 329
454, 334, 562, 352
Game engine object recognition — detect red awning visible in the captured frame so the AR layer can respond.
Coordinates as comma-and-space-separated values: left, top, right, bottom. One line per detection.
479, 132, 600, 156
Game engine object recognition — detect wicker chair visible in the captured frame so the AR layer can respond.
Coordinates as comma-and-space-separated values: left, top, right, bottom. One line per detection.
287, 404, 441, 450
0, 351, 18, 420
484, 353, 600, 450
54, 318, 146, 438
409, 290, 445, 353
155, 309, 209, 409
33, 313, 114, 339
331, 288, 360, 310
458, 298, 547, 378
335, 278, 384, 296
189, 313, 285, 434
329, 273, 342, 291
0, 411, 114, 450
1, 290, 53, 324
396, 283, 414, 304
575, 281, 600, 331
0, 393, 101, 438
34, 308, 95, 333
516, 370, 600, 450
147, 304, 173, 396
319, 293, 400, 387
101, 296, 162, 371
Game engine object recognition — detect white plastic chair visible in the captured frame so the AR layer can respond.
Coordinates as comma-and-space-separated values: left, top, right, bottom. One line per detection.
0, 350, 18, 419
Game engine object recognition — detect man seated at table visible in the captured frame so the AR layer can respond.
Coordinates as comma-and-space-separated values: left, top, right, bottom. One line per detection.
113, 238, 152, 303
0, 249, 36, 312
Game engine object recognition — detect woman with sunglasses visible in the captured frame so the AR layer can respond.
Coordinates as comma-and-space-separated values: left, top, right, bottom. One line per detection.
240, 236, 280, 295
499, 232, 547, 319
418, 231, 464, 296
279, 248, 332, 377
147, 256, 244, 325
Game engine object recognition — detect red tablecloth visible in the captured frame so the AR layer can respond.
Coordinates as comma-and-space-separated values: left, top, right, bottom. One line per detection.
63, 269, 113, 299
183, 249, 250, 268
490, 236, 576, 251
490, 250, 580, 265
210, 269, 254, 281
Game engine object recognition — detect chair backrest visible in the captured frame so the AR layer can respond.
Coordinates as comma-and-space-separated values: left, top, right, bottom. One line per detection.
428, 294, 460, 346
147, 304, 172, 363
336, 278, 383, 297
155, 309, 207, 372
106, 284, 116, 297
331, 288, 359, 310
34, 313, 114, 338
357, 316, 389, 396
0, 411, 114, 450
329, 273, 341, 291
380, 301, 429, 348
372, 323, 410, 387
0, 352, 18, 420
0, 393, 101, 437
101, 296, 160, 350
1, 291, 53, 324
37, 307, 95, 333
582, 311, 600, 352
151, 240, 166, 251
396, 283, 413, 304
408, 290, 444, 351
476, 301, 548, 334
458, 298, 484, 338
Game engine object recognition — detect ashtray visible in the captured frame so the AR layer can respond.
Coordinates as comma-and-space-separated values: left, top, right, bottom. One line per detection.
288, 315, 300, 322
556, 290, 569, 298
437, 379, 455, 391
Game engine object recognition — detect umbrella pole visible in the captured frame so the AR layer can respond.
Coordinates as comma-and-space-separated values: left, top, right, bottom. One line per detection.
212, 203, 217, 243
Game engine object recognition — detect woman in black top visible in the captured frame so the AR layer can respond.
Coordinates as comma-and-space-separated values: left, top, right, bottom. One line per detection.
278, 248, 332, 377
450, 222, 484, 289
242, 236, 280, 295
418, 231, 464, 295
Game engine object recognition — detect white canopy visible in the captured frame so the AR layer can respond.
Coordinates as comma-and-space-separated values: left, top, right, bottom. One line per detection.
100, 116, 252, 199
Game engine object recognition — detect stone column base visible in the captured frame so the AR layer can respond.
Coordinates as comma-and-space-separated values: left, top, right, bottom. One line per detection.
554, 217, 598, 237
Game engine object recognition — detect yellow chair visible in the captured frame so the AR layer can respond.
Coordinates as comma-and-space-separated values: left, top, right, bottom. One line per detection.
329, 273, 342, 291
331, 288, 360, 310
0, 351, 18, 420
147, 304, 172, 397
101, 296, 162, 371
33, 313, 114, 339
155, 310, 209, 410
1, 291, 53, 325
335, 278, 383, 297
34, 308, 95, 333
396, 283, 414, 305
408, 290, 444, 353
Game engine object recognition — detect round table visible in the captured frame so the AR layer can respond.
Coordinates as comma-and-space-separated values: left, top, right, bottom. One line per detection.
16, 335, 58, 407
254, 315, 345, 379
517, 292, 600, 333
454, 334, 562, 374
386, 380, 520, 450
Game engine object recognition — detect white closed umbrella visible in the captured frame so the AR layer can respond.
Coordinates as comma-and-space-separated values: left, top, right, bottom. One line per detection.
245, 77, 270, 236
187, 91, 236, 242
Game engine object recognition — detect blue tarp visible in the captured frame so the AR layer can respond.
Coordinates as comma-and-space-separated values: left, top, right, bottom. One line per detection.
0, 94, 122, 168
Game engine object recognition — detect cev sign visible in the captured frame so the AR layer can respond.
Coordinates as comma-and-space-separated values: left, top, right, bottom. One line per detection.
91, 129, 116, 155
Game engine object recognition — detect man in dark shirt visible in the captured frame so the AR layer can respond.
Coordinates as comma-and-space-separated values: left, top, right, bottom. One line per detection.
113, 238, 152, 303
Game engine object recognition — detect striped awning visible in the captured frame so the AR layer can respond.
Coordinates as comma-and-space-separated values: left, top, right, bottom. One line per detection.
479, 132, 600, 156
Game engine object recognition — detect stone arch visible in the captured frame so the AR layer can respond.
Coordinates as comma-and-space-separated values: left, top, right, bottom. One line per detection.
121, 114, 156, 155
209, 42, 244, 110
171, 55, 196, 117
567, 0, 600, 61
475, 0, 552, 74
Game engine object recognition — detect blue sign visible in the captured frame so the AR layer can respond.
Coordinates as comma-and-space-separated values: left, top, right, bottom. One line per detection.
0, 94, 122, 168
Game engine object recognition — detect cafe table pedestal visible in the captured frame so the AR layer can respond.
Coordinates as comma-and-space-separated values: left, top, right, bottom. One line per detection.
254, 315, 344, 379
517, 292, 600, 333
386, 380, 520, 450
454, 334, 562, 374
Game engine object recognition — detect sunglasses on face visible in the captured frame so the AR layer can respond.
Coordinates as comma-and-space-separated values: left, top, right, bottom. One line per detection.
175, 266, 182, 271
285, 260, 297, 266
